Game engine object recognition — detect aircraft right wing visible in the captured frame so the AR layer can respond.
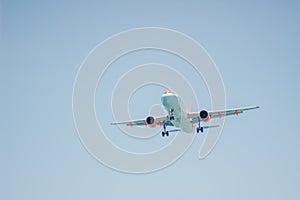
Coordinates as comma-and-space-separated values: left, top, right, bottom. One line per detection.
188, 105, 260, 124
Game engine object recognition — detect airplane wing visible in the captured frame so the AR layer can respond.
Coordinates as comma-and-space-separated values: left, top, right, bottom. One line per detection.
188, 105, 260, 124
111, 115, 171, 127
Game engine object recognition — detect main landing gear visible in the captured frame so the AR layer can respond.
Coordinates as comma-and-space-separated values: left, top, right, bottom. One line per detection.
196, 120, 204, 133
162, 124, 169, 137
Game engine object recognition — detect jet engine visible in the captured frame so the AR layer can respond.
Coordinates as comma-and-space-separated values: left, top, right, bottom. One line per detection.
146, 116, 156, 127
199, 110, 210, 122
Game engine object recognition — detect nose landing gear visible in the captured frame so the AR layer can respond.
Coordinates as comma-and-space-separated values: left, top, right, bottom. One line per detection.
169, 108, 174, 120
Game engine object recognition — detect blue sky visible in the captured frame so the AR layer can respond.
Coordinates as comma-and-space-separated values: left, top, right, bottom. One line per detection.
1, 1, 300, 199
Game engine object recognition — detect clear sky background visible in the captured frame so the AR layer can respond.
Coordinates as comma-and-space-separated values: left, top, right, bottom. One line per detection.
1, 1, 300, 199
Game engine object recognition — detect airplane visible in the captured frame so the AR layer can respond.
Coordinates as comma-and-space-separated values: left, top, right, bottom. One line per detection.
111, 90, 259, 137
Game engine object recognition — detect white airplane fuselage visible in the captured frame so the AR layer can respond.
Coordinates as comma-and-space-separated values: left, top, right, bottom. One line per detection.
161, 92, 194, 133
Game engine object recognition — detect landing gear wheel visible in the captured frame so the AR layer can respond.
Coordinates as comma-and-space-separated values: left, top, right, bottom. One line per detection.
169, 109, 174, 120
197, 120, 204, 133
162, 131, 169, 137
162, 123, 168, 137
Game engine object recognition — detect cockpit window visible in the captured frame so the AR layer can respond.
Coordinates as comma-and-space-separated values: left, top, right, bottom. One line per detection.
164, 90, 174, 94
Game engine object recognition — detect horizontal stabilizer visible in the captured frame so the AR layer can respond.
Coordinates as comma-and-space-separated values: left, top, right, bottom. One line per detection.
202, 125, 219, 129
168, 129, 181, 132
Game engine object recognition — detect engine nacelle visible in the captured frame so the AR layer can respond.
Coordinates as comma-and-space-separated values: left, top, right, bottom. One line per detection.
199, 110, 210, 122
146, 116, 156, 127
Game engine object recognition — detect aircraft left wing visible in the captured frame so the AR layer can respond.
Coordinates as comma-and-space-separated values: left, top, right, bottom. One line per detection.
188, 105, 260, 124
111, 115, 170, 127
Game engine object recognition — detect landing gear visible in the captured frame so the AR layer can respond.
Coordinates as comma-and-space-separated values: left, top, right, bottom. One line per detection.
169, 108, 174, 120
196, 120, 204, 133
162, 124, 169, 137
162, 131, 169, 137
196, 127, 203, 133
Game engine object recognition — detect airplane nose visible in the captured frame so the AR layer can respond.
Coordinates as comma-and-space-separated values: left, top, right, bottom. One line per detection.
161, 94, 178, 106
